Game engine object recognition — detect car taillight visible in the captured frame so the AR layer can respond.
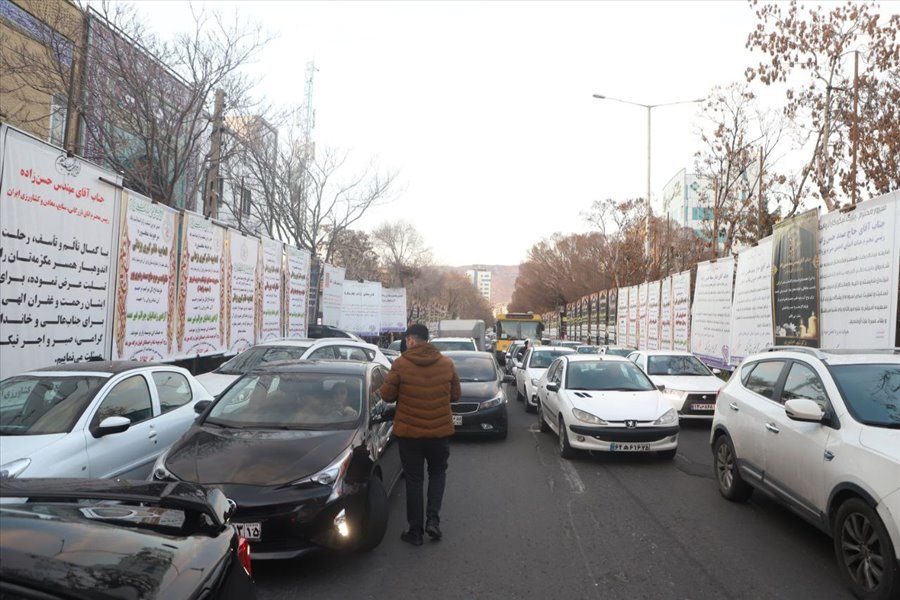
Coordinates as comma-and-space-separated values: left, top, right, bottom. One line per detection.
237, 536, 251, 578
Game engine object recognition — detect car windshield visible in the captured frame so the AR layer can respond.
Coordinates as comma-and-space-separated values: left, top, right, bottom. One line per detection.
604, 348, 634, 357
566, 361, 656, 392
216, 345, 310, 375
205, 372, 364, 430
576, 346, 600, 354
647, 355, 712, 376
497, 320, 541, 340
432, 340, 476, 352
447, 356, 497, 382
530, 350, 573, 368
829, 364, 900, 428
0, 375, 107, 435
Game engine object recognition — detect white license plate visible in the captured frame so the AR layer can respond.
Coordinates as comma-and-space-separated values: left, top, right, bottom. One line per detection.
609, 442, 651, 452
233, 522, 261, 541
693, 403, 715, 411
452, 415, 462, 426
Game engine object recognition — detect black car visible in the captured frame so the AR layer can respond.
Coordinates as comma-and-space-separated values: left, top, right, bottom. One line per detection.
306, 324, 361, 340
443, 351, 512, 439
152, 361, 401, 560
0, 478, 254, 600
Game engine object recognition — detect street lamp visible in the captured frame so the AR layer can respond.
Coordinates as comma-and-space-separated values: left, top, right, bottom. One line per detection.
592, 93, 704, 263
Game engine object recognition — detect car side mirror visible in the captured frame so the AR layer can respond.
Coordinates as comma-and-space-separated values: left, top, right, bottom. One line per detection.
712, 368, 722, 375
96, 416, 131, 437
657, 384, 666, 392
546, 383, 559, 392
784, 399, 825, 423
502, 374, 515, 384
194, 399, 212, 415
371, 402, 395, 424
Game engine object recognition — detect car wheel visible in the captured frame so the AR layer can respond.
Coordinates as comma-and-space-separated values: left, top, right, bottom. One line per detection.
538, 401, 550, 433
657, 448, 677, 460
713, 434, 753, 502
558, 416, 577, 459
524, 395, 536, 414
833, 498, 900, 600
356, 477, 388, 552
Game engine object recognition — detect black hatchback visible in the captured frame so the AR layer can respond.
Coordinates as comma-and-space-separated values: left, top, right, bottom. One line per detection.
0, 478, 254, 600
152, 361, 402, 560
443, 351, 512, 439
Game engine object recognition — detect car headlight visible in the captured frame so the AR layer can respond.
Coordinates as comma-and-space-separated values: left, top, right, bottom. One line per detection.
661, 389, 686, 402
0, 458, 31, 479
293, 448, 353, 501
151, 449, 178, 481
530, 378, 540, 386
480, 393, 505, 409
654, 408, 678, 426
572, 408, 607, 425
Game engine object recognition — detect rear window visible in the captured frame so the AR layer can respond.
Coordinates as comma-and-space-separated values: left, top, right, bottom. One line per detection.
447, 356, 497, 382
530, 350, 573, 369
829, 364, 900, 428
432, 340, 476, 352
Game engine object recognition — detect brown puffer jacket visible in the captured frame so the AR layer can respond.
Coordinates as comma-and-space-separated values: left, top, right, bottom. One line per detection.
379, 342, 460, 438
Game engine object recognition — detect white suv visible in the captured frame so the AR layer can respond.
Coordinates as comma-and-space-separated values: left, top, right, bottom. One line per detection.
711, 348, 900, 600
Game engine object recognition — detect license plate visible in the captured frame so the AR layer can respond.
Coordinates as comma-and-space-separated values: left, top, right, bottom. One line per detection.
609, 442, 651, 452
452, 415, 462, 426
233, 522, 261, 541
693, 403, 715, 411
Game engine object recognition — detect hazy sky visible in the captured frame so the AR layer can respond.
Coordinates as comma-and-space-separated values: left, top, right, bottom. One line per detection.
129, 0, 898, 266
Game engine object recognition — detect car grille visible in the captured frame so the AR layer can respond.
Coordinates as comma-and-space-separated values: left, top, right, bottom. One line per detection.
452, 402, 480, 415
683, 393, 716, 413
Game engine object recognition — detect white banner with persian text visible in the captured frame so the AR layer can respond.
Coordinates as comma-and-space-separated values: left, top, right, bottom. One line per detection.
381, 288, 408, 333
342, 280, 382, 336
690, 258, 735, 370
819, 192, 900, 348
286, 246, 311, 338
638, 282, 648, 349
112, 192, 179, 362
627, 285, 638, 348
176, 214, 226, 357
647, 280, 660, 351
226, 232, 258, 354
617, 287, 628, 345
729, 238, 774, 365
673, 270, 691, 352
0, 127, 118, 378
260, 237, 284, 341
321, 264, 345, 327
660, 277, 673, 350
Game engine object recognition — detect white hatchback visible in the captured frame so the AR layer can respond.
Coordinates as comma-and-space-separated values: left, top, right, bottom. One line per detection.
536, 355, 679, 460
711, 348, 900, 600
515, 346, 575, 413
628, 350, 725, 419
0, 361, 212, 480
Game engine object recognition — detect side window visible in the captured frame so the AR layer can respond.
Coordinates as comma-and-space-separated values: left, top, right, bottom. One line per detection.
94, 375, 153, 425
744, 361, 785, 401
740, 362, 756, 386
337, 346, 369, 362
261, 347, 307, 364
781, 362, 828, 408
308, 346, 338, 360
370, 369, 386, 409
152, 371, 193, 414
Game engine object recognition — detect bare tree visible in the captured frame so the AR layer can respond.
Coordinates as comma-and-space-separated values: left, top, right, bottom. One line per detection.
582, 197, 646, 287
371, 220, 432, 287
330, 229, 382, 282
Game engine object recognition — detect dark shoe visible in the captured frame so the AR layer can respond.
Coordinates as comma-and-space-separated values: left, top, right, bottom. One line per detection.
400, 530, 423, 546
425, 521, 442, 540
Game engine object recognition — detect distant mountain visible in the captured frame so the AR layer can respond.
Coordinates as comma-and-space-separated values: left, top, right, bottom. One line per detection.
447, 264, 520, 305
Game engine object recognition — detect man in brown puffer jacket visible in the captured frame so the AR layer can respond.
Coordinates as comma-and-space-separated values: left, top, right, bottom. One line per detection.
379, 323, 460, 546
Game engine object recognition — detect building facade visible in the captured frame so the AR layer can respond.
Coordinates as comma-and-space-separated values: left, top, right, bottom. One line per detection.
466, 266, 492, 301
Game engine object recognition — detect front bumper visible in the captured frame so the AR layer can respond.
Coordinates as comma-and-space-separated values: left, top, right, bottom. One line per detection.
452, 402, 508, 435
668, 392, 718, 419
566, 424, 679, 452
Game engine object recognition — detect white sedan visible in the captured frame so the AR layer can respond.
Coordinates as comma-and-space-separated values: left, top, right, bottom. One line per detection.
536, 355, 679, 459
0, 361, 212, 480
515, 346, 575, 413
626, 350, 725, 420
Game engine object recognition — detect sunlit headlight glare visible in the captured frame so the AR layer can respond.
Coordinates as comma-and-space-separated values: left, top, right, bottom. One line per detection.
480, 393, 505, 409
151, 450, 178, 481
654, 408, 678, 426
0, 458, 30, 479
572, 408, 607, 425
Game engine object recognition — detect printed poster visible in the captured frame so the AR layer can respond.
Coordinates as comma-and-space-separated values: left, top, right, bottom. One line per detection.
227, 232, 258, 353
772, 209, 820, 347
729, 238, 774, 365
260, 237, 284, 341
627, 285, 638, 348
647, 280, 660, 351
616, 287, 627, 346
321, 263, 345, 328
598, 290, 608, 344
176, 213, 226, 357
691, 257, 735, 369
672, 270, 691, 351
381, 288, 408, 333
660, 277, 673, 351
342, 280, 382, 337
0, 127, 118, 378
818, 192, 899, 348
638, 282, 648, 349
286, 246, 311, 338
112, 191, 179, 361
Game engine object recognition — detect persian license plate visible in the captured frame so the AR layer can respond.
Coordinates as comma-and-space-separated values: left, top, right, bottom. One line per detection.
452, 415, 462, 426
233, 522, 261, 541
609, 442, 651, 452
693, 403, 716, 411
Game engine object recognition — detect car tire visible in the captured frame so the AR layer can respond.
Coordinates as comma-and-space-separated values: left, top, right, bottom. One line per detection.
657, 448, 677, 460
713, 434, 753, 502
833, 497, 900, 600
524, 396, 536, 414
356, 477, 388, 552
558, 416, 578, 459
538, 401, 550, 433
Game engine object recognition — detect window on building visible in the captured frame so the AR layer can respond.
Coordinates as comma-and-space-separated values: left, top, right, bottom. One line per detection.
49, 93, 67, 147
241, 187, 252, 216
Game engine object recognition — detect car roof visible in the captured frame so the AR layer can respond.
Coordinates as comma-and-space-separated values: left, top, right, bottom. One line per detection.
564, 354, 630, 363
752, 348, 900, 366
431, 337, 475, 342
441, 351, 494, 359
24, 360, 162, 376
533, 346, 576, 352
250, 359, 373, 375
638, 350, 695, 356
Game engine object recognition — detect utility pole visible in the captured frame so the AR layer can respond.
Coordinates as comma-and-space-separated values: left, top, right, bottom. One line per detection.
851, 50, 859, 205
205, 88, 225, 219
758, 145, 766, 240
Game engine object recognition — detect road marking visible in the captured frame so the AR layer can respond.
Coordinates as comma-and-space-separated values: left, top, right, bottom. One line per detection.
559, 458, 585, 494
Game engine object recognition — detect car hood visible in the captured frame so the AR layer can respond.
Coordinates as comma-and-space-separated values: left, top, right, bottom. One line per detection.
0, 504, 233, 600
648, 375, 724, 393
858, 427, 900, 463
458, 381, 501, 400
565, 390, 669, 421
194, 372, 238, 396
0, 433, 69, 468
166, 425, 356, 486
526, 367, 548, 380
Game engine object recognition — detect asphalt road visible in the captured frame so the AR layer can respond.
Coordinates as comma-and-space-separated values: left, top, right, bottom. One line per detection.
254, 382, 851, 600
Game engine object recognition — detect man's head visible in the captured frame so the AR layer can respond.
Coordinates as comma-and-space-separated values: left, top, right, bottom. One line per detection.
404, 324, 429, 349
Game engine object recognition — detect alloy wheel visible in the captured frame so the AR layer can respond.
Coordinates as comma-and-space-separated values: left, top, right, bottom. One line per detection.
840, 511, 884, 592
715, 441, 734, 491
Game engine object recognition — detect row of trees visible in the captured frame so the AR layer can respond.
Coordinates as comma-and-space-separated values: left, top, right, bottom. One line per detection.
511, 0, 898, 313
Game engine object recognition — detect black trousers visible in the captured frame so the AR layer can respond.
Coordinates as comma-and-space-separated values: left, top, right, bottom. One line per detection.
398, 437, 450, 533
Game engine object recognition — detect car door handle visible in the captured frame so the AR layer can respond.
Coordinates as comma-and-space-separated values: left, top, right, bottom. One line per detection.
148, 430, 158, 439
729, 402, 739, 412
765, 423, 780, 434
